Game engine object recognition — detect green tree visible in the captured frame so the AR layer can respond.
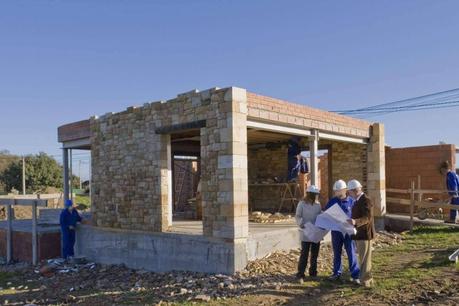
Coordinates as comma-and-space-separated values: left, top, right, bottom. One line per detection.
0, 152, 80, 193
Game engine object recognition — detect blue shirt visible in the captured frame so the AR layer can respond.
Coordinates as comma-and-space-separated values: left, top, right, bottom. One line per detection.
324, 196, 355, 218
59, 208, 82, 231
446, 171, 459, 196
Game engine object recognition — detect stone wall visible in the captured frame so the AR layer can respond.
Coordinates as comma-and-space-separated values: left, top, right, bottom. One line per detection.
248, 144, 287, 212
90, 87, 249, 239
330, 142, 367, 191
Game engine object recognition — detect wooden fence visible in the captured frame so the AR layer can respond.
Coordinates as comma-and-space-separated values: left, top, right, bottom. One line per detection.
387, 177, 458, 231
0, 198, 48, 265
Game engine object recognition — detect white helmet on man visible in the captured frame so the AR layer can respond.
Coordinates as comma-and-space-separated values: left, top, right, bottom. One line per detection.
347, 179, 362, 190
306, 185, 320, 194
333, 179, 347, 191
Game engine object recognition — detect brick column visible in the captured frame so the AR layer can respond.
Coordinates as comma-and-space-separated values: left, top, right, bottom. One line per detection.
201, 87, 249, 240
367, 123, 386, 224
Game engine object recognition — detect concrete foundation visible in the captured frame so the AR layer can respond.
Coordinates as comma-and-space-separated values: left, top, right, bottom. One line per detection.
75, 221, 331, 274
384, 214, 459, 232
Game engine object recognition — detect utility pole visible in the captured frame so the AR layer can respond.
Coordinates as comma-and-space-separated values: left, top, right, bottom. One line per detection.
78, 160, 82, 189
22, 156, 26, 195
69, 149, 73, 202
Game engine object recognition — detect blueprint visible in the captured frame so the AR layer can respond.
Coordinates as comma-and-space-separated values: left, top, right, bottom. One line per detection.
301, 222, 329, 243
315, 204, 357, 236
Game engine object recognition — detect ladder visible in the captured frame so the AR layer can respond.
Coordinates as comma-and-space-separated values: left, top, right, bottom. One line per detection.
278, 182, 302, 213
174, 167, 187, 211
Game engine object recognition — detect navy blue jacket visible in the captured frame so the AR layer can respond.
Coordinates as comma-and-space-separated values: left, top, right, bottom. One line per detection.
60, 208, 82, 232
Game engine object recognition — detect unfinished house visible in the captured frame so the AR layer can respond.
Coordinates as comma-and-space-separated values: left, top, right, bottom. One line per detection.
57, 87, 385, 274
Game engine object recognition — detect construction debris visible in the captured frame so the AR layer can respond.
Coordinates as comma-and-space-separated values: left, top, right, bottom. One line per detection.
0, 231, 403, 305
249, 211, 293, 223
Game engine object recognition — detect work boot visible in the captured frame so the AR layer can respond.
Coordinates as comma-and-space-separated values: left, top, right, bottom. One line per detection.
295, 273, 305, 284
328, 274, 341, 281
350, 278, 361, 285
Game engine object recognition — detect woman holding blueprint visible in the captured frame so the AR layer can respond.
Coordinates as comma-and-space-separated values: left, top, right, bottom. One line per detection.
295, 185, 323, 281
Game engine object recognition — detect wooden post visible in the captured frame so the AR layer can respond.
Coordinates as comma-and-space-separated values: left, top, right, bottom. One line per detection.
410, 180, 415, 232
32, 200, 38, 265
417, 175, 422, 202
6, 203, 13, 264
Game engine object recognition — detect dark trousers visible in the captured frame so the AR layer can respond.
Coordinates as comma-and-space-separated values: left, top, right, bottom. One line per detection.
62, 229, 76, 259
297, 241, 320, 277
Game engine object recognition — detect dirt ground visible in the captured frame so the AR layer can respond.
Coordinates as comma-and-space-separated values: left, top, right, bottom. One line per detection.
0, 226, 458, 305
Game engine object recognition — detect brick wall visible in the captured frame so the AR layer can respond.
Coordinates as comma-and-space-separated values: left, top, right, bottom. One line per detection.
247, 92, 371, 138
386, 144, 456, 213
319, 154, 329, 205
0, 230, 61, 262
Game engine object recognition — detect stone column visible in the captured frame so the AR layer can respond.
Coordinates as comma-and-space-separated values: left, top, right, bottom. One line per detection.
158, 134, 172, 231
367, 123, 386, 228
201, 87, 249, 240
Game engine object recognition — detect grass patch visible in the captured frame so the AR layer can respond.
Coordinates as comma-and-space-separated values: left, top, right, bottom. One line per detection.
372, 226, 459, 292
74, 194, 90, 209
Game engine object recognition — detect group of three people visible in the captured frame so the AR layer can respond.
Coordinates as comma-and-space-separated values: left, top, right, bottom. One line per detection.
295, 179, 374, 288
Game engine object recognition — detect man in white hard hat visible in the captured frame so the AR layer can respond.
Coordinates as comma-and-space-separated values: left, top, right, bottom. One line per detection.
347, 179, 375, 288
324, 180, 360, 282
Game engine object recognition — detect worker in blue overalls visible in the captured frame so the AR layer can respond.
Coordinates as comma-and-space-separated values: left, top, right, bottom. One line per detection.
60, 199, 82, 260
440, 161, 459, 224
325, 180, 360, 283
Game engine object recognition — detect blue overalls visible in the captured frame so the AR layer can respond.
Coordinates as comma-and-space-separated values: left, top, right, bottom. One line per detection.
59, 208, 82, 259
446, 171, 459, 221
325, 196, 360, 279
287, 139, 301, 181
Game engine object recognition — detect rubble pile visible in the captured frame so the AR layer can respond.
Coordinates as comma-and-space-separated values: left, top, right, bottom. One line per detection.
0, 231, 403, 305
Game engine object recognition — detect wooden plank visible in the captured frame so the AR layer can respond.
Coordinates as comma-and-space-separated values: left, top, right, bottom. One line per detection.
386, 188, 410, 194
386, 188, 452, 194
6, 205, 12, 264
32, 201, 38, 265
0, 198, 48, 206
386, 197, 412, 205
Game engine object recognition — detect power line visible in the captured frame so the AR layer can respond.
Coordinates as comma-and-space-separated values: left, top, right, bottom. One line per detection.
332, 88, 459, 118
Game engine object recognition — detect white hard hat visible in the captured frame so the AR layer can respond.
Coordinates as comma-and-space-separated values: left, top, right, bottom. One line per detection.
347, 179, 362, 190
306, 185, 320, 194
333, 179, 347, 191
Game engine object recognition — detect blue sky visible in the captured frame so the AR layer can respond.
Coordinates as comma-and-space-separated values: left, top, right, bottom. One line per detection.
1, 1, 459, 179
